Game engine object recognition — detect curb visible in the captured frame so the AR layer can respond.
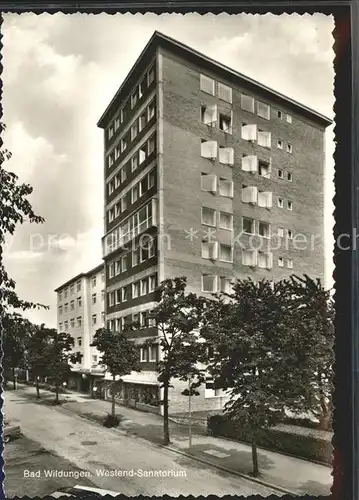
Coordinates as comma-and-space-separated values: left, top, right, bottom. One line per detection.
58, 405, 297, 497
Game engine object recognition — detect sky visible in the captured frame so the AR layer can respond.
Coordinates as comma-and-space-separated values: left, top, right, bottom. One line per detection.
2, 13, 335, 328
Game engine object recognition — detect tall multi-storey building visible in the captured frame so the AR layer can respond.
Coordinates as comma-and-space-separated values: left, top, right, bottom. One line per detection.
97, 31, 331, 415
55, 264, 105, 393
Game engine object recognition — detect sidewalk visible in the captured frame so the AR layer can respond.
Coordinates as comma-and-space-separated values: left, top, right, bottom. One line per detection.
12, 384, 332, 496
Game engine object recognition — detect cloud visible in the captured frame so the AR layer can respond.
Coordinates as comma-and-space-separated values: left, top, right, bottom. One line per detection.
1, 12, 335, 325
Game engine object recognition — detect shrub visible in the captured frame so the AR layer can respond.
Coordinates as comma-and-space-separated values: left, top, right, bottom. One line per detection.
103, 413, 120, 428
207, 414, 332, 465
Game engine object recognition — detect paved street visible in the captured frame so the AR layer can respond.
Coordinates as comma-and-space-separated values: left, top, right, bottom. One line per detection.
4, 390, 279, 497
4, 436, 96, 497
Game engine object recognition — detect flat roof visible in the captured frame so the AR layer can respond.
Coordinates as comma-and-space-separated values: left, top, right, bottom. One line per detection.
54, 263, 104, 293
98, 30, 332, 129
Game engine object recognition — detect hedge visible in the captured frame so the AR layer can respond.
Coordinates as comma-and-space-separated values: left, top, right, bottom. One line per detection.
207, 414, 332, 465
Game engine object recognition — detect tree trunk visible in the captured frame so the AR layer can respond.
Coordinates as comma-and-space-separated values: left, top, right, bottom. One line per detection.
55, 383, 59, 404
36, 378, 40, 399
251, 439, 259, 477
111, 376, 116, 417
163, 383, 170, 446
12, 368, 17, 390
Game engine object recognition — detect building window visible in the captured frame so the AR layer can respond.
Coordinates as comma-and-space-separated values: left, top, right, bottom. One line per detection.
286, 114, 292, 123
92, 314, 97, 325
257, 130, 271, 148
219, 111, 232, 133
70, 318, 75, 328
257, 101, 270, 120
241, 154, 258, 172
241, 94, 255, 113
70, 300, 74, 311
288, 200, 293, 211
76, 280, 81, 292
242, 250, 257, 267
108, 126, 114, 139
218, 178, 233, 198
201, 173, 217, 193
242, 217, 255, 234
202, 241, 218, 260
278, 257, 284, 267
64, 303, 68, 313
258, 251, 273, 269
202, 275, 216, 293
77, 317, 82, 327
140, 245, 149, 262
201, 139, 218, 159
149, 274, 157, 292
219, 147, 234, 165
114, 145, 120, 161
108, 262, 114, 279
92, 355, 98, 364
114, 116, 120, 131
148, 100, 156, 121
286, 143, 293, 153
92, 276, 96, 287
131, 90, 138, 109
258, 160, 271, 178
133, 281, 140, 298
202, 207, 216, 227
147, 65, 155, 85
219, 211, 233, 230
149, 345, 158, 362
92, 293, 97, 304
115, 288, 121, 305
121, 196, 128, 213
77, 337, 82, 347
120, 138, 127, 153
148, 169, 156, 188
70, 284, 75, 295
139, 176, 148, 197
121, 167, 127, 183
64, 289, 68, 298
101, 311, 105, 322
140, 346, 149, 362
201, 104, 217, 126
131, 154, 138, 173
258, 191, 273, 208
219, 244, 233, 262
278, 227, 284, 238
200, 74, 215, 95
258, 221, 271, 238
120, 109, 124, 123
139, 146, 147, 164
287, 259, 294, 268
278, 169, 284, 179
287, 172, 293, 182
148, 135, 155, 155
287, 229, 294, 239
277, 198, 284, 208
219, 277, 232, 294
139, 113, 146, 132
277, 110, 283, 119
277, 139, 283, 149
101, 290, 105, 301
241, 123, 257, 141
108, 153, 114, 168
141, 278, 149, 296
59, 323, 63, 331
121, 254, 128, 272
132, 185, 139, 204
64, 321, 68, 330
218, 82, 232, 103
77, 297, 82, 307
132, 246, 140, 267
59, 292, 62, 301
131, 122, 138, 141
59, 306, 62, 315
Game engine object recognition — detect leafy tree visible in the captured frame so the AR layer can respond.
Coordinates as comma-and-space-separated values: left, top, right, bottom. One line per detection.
201, 278, 308, 477
0, 123, 46, 317
284, 275, 334, 430
2, 313, 35, 389
148, 277, 207, 446
45, 330, 82, 404
91, 328, 141, 418
26, 324, 53, 398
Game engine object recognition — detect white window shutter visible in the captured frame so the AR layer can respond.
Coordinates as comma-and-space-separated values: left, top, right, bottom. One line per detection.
241, 124, 257, 141
201, 141, 217, 159
258, 191, 272, 208
202, 174, 217, 192
266, 252, 273, 269
211, 242, 218, 259
242, 155, 258, 172
242, 186, 258, 204
266, 192, 273, 208
219, 147, 234, 165
203, 105, 217, 126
